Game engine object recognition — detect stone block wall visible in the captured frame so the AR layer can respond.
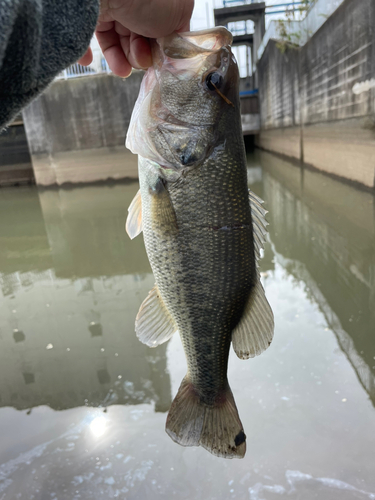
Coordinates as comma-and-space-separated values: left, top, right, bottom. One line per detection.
256, 0, 375, 189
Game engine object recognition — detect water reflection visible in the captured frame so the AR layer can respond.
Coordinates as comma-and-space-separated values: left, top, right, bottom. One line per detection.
0, 162, 374, 413
0, 184, 171, 413
249, 150, 375, 405
0, 153, 375, 499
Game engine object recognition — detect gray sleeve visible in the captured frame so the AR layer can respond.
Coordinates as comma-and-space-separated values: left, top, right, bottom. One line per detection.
0, 0, 100, 128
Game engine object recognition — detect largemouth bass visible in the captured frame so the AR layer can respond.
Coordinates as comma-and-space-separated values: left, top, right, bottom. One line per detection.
125, 27, 274, 459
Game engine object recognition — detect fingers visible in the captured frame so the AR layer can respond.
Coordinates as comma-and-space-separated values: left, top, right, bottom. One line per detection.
96, 22, 153, 77
96, 22, 132, 77
112, 22, 152, 69
121, 33, 152, 70
102, 44, 133, 77
77, 47, 93, 66
177, 17, 191, 34
95, 0, 194, 77
101, 0, 194, 38
175, 0, 194, 34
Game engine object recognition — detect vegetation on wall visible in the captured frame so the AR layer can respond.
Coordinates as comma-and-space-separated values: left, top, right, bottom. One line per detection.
276, 0, 317, 53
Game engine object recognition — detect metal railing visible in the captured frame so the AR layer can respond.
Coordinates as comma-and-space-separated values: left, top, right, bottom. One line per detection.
57, 54, 111, 80
266, 1, 304, 15
222, 0, 304, 14
222, 0, 258, 6
223, 1, 307, 52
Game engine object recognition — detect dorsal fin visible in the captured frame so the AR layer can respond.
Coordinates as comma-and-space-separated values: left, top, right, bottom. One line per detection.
136, 285, 177, 347
126, 190, 143, 239
249, 189, 268, 262
231, 190, 274, 359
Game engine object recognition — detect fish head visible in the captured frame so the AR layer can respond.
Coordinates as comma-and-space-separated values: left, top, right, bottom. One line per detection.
126, 27, 239, 180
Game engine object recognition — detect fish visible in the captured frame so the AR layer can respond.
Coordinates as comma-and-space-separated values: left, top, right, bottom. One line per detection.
125, 27, 274, 459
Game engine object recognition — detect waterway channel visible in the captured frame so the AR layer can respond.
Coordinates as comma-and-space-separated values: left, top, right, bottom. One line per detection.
0, 150, 374, 499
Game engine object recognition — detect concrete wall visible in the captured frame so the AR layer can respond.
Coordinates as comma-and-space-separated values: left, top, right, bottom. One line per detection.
256, 0, 375, 189
23, 72, 143, 186
0, 124, 34, 186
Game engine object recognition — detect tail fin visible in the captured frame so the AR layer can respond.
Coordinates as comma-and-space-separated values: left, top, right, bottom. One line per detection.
165, 377, 246, 459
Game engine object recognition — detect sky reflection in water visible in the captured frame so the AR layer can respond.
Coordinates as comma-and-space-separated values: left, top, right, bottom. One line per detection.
0, 150, 374, 499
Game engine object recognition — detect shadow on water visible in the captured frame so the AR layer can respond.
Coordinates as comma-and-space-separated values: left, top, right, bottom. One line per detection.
248, 150, 375, 406
0, 184, 172, 413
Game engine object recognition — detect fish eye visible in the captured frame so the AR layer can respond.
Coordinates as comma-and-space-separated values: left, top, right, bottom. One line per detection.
205, 72, 223, 91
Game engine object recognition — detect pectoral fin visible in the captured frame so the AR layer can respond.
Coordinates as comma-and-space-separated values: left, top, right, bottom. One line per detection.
136, 285, 177, 347
232, 276, 274, 359
149, 177, 178, 234
126, 190, 143, 239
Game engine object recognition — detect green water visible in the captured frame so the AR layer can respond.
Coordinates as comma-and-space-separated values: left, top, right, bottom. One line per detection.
0, 150, 374, 499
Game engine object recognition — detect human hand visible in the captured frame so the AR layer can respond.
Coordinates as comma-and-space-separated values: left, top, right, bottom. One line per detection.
78, 0, 194, 77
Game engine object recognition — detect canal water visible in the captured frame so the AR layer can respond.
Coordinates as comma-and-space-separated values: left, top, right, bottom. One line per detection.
0, 150, 374, 499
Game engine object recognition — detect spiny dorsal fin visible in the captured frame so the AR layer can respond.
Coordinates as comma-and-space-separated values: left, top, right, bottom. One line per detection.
249, 189, 265, 207
136, 285, 177, 347
249, 189, 268, 261
126, 189, 143, 239
232, 275, 274, 359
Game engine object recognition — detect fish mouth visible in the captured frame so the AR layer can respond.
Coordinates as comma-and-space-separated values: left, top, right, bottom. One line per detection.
151, 30, 233, 168
156, 27, 233, 59
151, 27, 234, 95
179, 27, 233, 50
126, 27, 236, 173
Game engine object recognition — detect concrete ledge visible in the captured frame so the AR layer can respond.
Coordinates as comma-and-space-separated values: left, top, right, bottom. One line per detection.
32, 146, 138, 186
256, 126, 301, 160
0, 164, 35, 186
257, 119, 375, 189
303, 120, 375, 189
0, 124, 34, 186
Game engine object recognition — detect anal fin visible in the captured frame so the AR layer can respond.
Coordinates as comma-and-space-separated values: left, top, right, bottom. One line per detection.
136, 285, 177, 347
232, 275, 274, 359
126, 189, 143, 239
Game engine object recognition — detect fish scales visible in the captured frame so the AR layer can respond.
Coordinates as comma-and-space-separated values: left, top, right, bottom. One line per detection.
126, 27, 274, 459
140, 147, 255, 398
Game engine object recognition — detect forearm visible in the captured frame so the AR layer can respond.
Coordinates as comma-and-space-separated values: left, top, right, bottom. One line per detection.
0, 0, 99, 128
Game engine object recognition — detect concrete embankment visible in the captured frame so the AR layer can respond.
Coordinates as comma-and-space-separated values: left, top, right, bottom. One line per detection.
22, 72, 143, 186
0, 122, 34, 186
256, 0, 375, 190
